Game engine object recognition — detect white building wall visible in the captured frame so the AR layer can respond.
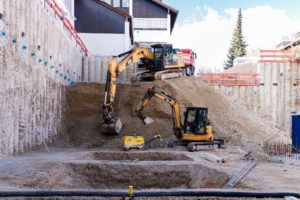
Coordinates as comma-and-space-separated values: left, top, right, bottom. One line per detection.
133, 14, 171, 43
79, 22, 131, 56
129, 0, 133, 16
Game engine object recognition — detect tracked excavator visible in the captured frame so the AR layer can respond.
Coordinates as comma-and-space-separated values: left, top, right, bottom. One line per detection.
101, 44, 196, 135
136, 87, 225, 152
134, 44, 196, 81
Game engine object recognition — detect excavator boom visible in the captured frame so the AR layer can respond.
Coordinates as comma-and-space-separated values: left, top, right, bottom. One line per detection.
136, 87, 183, 139
101, 47, 154, 135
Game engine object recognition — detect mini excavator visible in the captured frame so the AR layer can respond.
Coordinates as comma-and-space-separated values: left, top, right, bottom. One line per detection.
136, 87, 225, 152
101, 44, 196, 135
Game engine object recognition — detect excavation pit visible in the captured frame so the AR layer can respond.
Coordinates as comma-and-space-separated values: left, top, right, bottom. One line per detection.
77, 151, 193, 161
21, 151, 230, 190
66, 162, 230, 189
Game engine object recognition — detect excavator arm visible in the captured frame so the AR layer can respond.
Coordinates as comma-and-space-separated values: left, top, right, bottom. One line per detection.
101, 47, 154, 135
136, 87, 183, 139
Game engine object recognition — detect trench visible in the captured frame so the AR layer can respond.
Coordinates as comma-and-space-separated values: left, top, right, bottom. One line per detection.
23, 151, 230, 190
77, 151, 193, 161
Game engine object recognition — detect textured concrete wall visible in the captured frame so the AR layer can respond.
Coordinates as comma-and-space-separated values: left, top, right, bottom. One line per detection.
216, 62, 300, 133
82, 55, 138, 84
0, 0, 82, 155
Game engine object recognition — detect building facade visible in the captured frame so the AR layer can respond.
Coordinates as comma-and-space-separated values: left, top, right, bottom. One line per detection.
59, 0, 177, 55
74, 0, 132, 55
131, 0, 177, 45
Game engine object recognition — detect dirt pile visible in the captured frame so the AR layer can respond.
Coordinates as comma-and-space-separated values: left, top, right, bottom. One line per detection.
163, 77, 289, 146
59, 77, 288, 151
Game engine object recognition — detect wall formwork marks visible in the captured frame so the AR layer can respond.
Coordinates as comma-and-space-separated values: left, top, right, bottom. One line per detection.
0, 0, 82, 155
217, 62, 300, 133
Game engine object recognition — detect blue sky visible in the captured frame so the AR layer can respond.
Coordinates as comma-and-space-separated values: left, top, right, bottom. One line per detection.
164, 0, 300, 23
164, 0, 300, 71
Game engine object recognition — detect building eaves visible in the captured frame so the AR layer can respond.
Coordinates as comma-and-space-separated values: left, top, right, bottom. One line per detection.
92, 0, 131, 18
151, 0, 178, 33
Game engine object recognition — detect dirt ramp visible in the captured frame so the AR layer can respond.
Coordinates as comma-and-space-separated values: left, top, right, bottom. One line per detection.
60, 77, 288, 150
60, 81, 181, 148
163, 77, 289, 146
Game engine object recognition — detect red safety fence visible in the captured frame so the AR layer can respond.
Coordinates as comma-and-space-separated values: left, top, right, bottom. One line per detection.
44, 0, 88, 56
197, 73, 260, 86
259, 50, 300, 63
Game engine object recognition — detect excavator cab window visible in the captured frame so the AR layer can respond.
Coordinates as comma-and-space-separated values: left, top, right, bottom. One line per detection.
153, 47, 164, 68
151, 44, 174, 69
164, 48, 175, 66
184, 107, 208, 135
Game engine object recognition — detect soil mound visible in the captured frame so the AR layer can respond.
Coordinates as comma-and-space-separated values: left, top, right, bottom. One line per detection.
58, 77, 288, 151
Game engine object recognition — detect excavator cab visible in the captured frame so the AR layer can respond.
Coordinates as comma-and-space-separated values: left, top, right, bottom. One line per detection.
151, 44, 174, 69
183, 107, 208, 135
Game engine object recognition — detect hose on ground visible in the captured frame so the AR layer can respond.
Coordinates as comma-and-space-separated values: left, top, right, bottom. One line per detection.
0, 190, 298, 198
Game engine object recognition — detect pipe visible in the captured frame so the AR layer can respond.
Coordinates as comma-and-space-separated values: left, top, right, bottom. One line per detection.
0, 190, 298, 198
135, 191, 300, 198
0, 191, 127, 198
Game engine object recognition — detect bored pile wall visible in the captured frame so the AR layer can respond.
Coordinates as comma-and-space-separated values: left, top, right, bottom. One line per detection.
216, 62, 300, 133
0, 0, 82, 155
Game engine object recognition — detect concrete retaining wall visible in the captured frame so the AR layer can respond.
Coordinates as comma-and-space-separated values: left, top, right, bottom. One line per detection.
0, 0, 82, 155
216, 62, 300, 133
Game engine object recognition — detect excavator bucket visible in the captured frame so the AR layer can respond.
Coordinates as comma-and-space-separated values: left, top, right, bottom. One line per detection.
138, 112, 154, 125
100, 118, 123, 135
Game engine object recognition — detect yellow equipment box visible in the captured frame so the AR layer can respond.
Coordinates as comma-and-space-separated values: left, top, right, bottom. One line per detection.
122, 136, 145, 151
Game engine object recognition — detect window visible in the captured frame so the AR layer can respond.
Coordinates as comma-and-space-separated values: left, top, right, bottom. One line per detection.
113, 0, 120, 7
121, 0, 129, 7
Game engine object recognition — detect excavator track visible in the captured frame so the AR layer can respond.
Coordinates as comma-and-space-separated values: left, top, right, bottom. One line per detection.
131, 66, 195, 82
154, 69, 184, 80
168, 139, 225, 152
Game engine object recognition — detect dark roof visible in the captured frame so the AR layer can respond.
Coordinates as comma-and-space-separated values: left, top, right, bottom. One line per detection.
151, 0, 178, 32
93, 0, 131, 18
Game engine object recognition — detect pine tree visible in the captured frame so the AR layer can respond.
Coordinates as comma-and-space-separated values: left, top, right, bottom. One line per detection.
224, 8, 247, 69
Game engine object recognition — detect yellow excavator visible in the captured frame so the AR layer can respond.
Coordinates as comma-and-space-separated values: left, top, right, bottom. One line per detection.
101, 44, 196, 135
136, 87, 225, 152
